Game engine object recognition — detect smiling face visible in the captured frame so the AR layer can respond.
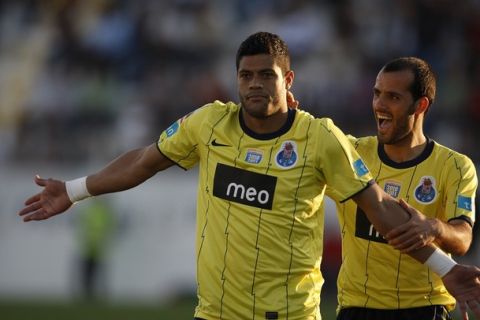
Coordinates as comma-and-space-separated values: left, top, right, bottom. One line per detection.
237, 54, 293, 119
372, 69, 419, 145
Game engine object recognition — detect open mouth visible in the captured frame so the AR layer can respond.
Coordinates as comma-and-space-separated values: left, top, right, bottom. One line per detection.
377, 113, 392, 130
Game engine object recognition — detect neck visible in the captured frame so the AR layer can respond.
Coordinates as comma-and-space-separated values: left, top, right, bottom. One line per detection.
383, 132, 427, 163
241, 107, 289, 134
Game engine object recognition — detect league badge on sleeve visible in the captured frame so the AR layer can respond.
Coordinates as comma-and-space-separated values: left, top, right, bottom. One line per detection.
457, 195, 473, 211
165, 121, 179, 137
164, 113, 191, 138
275, 141, 298, 168
414, 176, 437, 204
353, 159, 369, 177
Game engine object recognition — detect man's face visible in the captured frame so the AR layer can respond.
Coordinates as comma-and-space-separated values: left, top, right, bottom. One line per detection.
372, 70, 418, 145
237, 54, 293, 119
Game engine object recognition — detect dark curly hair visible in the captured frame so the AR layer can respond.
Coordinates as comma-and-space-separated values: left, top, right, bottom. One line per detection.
236, 32, 291, 73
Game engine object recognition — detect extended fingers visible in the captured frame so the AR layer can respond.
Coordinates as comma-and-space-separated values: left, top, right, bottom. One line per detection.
468, 300, 480, 319
24, 193, 41, 206
22, 208, 50, 222
458, 301, 468, 320
18, 201, 43, 217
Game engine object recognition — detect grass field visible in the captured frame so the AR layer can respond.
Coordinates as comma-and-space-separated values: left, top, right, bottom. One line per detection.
0, 293, 338, 320
0, 295, 469, 319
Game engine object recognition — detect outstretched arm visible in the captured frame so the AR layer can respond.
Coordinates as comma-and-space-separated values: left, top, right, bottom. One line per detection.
18, 143, 174, 222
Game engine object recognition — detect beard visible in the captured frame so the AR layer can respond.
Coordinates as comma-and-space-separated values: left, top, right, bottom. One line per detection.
378, 119, 414, 145
239, 94, 279, 119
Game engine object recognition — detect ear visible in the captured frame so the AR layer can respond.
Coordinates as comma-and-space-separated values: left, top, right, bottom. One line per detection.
414, 97, 430, 115
284, 70, 294, 89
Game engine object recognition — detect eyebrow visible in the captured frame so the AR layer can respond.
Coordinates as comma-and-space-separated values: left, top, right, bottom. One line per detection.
238, 68, 275, 73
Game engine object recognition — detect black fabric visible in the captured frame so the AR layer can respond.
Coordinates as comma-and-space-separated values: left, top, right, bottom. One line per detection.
337, 305, 452, 320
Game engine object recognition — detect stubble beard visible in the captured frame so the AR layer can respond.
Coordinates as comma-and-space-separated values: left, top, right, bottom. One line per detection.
240, 95, 277, 119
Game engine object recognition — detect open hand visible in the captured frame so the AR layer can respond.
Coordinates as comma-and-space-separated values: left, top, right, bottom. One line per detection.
18, 175, 73, 222
442, 264, 480, 320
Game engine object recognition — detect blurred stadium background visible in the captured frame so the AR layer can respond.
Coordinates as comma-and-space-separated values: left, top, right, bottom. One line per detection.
0, 0, 479, 319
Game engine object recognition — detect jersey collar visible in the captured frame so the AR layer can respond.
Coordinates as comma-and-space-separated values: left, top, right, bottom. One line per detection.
239, 108, 296, 140
378, 137, 434, 169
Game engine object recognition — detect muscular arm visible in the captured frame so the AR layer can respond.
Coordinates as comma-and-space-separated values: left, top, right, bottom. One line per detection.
434, 220, 472, 255
87, 143, 174, 195
352, 183, 436, 263
386, 214, 473, 256
18, 143, 174, 221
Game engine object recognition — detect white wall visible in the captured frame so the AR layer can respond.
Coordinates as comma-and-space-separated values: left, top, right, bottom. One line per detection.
0, 164, 198, 302
0, 163, 341, 303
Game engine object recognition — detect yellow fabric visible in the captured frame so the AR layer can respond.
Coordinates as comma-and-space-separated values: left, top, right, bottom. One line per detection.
331, 136, 477, 311
157, 101, 372, 319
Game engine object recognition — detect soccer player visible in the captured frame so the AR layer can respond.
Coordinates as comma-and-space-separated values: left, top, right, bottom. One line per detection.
330, 57, 478, 320
17, 33, 480, 320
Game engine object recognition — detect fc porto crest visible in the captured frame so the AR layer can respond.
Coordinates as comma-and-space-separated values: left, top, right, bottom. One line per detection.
414, 176, 437, 204
275, 141, 298, 169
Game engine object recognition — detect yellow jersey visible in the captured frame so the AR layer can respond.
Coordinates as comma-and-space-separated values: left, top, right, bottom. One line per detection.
331, 136, 477, 311
157, 101, 373, 320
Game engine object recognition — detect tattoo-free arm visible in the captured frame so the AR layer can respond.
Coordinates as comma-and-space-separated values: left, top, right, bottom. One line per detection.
87, 143, 174, 195
352, 182, 436, 262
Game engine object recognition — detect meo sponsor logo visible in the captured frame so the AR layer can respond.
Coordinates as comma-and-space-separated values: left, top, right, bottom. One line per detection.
213, 163, 277, 209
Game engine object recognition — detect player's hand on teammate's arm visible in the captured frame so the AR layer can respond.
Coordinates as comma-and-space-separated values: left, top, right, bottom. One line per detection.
287, 90, 299, 109
442, 264, 480, 320
18, 175, 73, 222
385, 199, 439, 253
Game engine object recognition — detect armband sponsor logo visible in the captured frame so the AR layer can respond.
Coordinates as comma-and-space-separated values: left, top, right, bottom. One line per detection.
457, 195, 473, 211
414, 176, 437, 204
353, 159, 369, 177
213, 163, 276, 209
355, 208, 387, 244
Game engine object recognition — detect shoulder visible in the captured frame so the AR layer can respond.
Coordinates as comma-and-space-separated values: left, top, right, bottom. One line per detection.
354, 136, 377, 149
192, 100, 239, 117
432, 140, 476, 168
185, 100, 239, 124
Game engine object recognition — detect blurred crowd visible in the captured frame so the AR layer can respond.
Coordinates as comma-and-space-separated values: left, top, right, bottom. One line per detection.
0, 0, 479, 167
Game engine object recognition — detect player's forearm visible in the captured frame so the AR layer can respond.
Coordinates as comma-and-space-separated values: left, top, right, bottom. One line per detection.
353, 183, 437, 263
87, 147, 161, 196
435, 220, 472, 256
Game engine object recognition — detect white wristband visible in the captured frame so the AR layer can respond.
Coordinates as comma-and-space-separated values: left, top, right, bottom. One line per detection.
65, 177, 91, 203
424, 248, 457, 278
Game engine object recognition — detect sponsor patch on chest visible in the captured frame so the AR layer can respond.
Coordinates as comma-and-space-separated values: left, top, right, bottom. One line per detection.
213, 163, 277, 209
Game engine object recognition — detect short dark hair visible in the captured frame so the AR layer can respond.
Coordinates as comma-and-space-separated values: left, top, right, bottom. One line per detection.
382, 57, 436, 105
236, 32, 291, 72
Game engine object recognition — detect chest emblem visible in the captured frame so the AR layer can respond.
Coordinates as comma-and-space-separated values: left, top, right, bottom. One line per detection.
245, 149, 263, 164
275, 141, 298, 168
414, 176, 437, 204
384, 181, 401, 198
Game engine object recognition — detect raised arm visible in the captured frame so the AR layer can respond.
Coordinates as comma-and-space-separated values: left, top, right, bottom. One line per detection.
18, 143, 174, 222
